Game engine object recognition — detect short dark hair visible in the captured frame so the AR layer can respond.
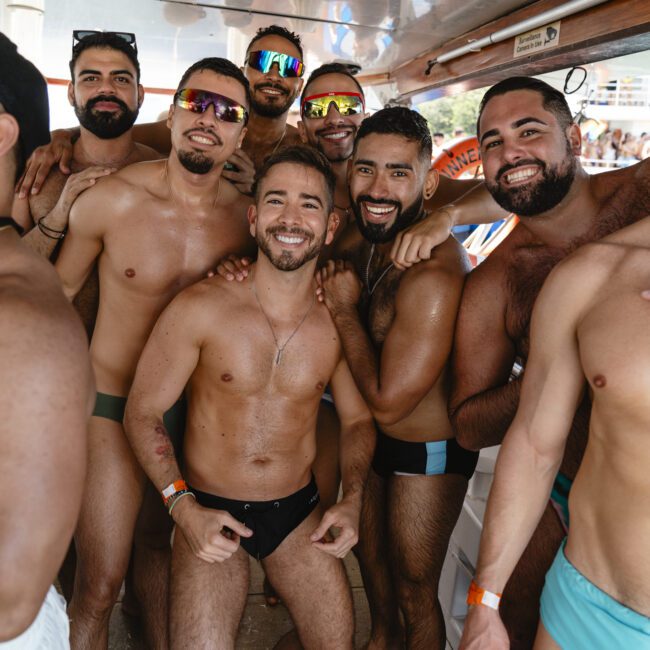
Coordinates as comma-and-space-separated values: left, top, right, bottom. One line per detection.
301, 62, 364, 105
433, 132, 444, 138
246, 25, 303, 60
477, 76, 573, 136
354, 106, 432, 163
252, 145, 335, 211
176, 57, 251, 108
69, 32, 140, 82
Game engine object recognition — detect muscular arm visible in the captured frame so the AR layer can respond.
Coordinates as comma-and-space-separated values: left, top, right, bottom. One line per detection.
472, 261, 589, 595
124, 288, 202, 493
392, 180, 509, 268
54, 181, 108, 299
0, 250, 92, 640
449, 261, 519, 451
324, 248, 467, 426
329, 357, 375, 504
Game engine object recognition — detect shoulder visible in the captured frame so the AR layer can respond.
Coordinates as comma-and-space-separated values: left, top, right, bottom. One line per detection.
591, 158, 650, 201
133, 142, 164, 162
283, 125, 302, 146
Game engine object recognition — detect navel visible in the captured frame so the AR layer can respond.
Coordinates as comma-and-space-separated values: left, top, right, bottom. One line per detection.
124, 268, 136, 278
221, 373, 233, 382
593, 374, 607, 388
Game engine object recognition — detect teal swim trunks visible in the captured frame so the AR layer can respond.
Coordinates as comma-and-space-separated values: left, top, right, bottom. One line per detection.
540, 540, 650, 649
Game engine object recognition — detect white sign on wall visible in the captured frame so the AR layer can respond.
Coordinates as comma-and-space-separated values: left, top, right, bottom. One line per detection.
513, 21, 561, 58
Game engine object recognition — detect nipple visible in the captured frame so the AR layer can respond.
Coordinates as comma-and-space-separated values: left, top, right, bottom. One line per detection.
642, 290, 650, 301
221, 373, 233, 382
593, 374, 607, 388
125, 268, 136, 278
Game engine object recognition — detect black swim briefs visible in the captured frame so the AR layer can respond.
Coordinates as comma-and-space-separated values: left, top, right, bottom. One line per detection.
190, 475, 320, 560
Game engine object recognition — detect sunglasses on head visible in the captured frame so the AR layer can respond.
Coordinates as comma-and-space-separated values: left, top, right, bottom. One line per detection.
247, 50, 305, 78
72, 30, 138, 54
301, 92, 365, 119
174, 88, 249, 124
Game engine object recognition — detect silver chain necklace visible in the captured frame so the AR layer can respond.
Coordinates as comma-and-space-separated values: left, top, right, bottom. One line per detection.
364, 243, 394, 295
252, 274, 315, 365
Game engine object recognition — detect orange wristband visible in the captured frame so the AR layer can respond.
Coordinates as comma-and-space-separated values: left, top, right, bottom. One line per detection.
162, 479, 188, 506
467, 580, 501, 610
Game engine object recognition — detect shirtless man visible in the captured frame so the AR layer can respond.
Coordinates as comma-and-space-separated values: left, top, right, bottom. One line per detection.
18, 31, 159, 335
319, 107, 478, 648
124, 145, 375, 648
392, 76, 650, 647
460, 216, 650, 649
0, 35, 93, 647
56, 57, 253, 649
19, 25, 305, 197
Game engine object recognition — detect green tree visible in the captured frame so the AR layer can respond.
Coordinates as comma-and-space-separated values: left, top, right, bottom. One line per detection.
418, 88, 485, 137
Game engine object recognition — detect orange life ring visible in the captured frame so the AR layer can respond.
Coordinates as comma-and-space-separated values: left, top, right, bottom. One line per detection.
433, 136, 481, 179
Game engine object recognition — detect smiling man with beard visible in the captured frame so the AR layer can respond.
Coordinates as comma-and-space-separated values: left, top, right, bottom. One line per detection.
124, 145, 374, 649
18, 31, 161, 335
442, 76, 650, 648
319, 107, 478, 649
20, 26, 306, 198
50, 57, 255, 649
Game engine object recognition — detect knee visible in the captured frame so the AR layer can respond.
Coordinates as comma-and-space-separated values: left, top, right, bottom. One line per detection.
75, 563, 125, 614
396, 574, 437, 615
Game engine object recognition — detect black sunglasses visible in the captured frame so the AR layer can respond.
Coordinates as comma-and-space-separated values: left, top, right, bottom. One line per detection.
72, 30, 138, 55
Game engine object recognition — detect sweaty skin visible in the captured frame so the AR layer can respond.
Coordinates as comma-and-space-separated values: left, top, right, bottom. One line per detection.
57, 68, 254, 650
460, 216, 650, 649
320, 131, 471, 649
448, 88, 650, 647
125, 160, 374, 649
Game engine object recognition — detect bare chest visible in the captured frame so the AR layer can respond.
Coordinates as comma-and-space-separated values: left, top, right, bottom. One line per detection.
579, 269, 650, 411
199, 310, 341, 401
360, 264, 402, 345
504, 244, 566, 355
101, 205, 249, 296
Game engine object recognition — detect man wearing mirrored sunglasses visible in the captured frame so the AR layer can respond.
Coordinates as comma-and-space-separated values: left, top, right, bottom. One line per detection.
52, 57, 255, 650
19, 25, 306, 199
18, 31, 161, 336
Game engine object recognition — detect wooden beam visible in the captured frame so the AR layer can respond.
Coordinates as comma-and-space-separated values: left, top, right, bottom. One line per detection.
389, 0, 650, 99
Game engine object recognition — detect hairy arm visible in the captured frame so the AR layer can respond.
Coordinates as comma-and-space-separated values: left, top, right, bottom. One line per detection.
392, 180, 509, 268
323, 246, 467, 426
310, 355, 375, 557
460, 259, 589, 647
449, 261, 519, 451
124, 289, 202, 492
124, 284, 252, 561
0, 255, 92, 640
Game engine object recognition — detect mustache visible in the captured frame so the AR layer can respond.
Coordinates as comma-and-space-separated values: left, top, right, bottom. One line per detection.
315, 125, 356, 138
86, 94, 129, 113
183, 127, 223, 146
355, 195, 401, 209
267, 225, 313, 239
496, 158, 545, 182
254, 81, 288, 96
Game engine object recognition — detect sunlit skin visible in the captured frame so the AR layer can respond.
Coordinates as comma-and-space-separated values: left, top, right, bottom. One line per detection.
68, 47, 143, 123
478, 89, 583, 220
168, 70, 249, 175
298, 73, 367, 165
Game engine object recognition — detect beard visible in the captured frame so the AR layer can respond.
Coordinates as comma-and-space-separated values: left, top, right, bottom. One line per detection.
486, 144, 577, 217
177, 149, 214, 174
75, 94, 139, 139
257, 225, 325, 271
251, 82, 295, 118
351, 192, 424, 244
313, 126, 357, 163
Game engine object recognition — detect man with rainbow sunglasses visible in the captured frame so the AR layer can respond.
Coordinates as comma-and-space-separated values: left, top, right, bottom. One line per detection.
17, 25, 307, 199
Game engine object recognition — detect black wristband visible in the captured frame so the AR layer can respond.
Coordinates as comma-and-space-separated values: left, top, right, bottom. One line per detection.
37, 216, 67, 240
